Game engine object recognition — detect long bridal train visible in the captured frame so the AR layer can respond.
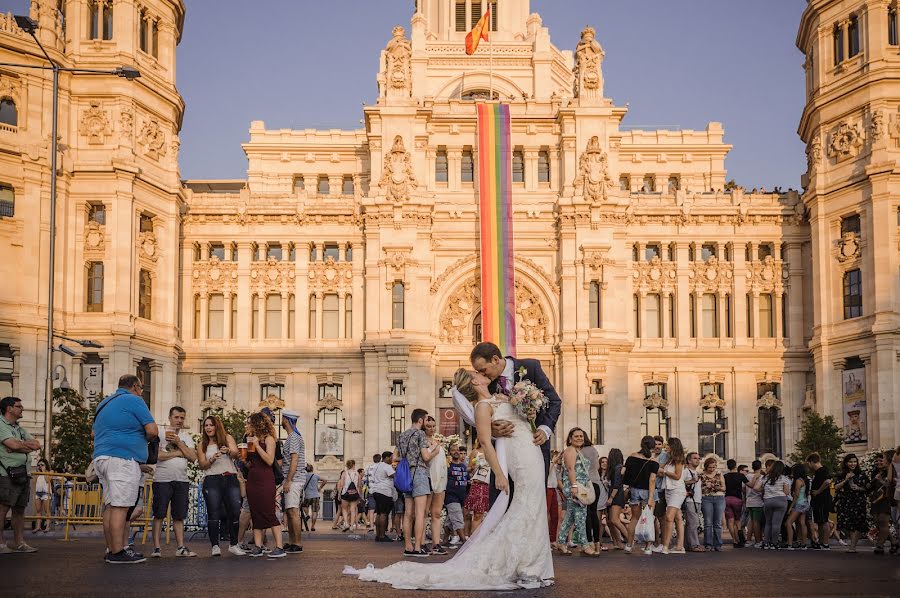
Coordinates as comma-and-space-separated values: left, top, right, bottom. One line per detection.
342, 398, 554, 591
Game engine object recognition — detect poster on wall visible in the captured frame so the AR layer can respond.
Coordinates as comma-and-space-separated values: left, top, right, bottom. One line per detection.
315, 422, 344, 456
82, 364, 103, 405
439, 407, 459, 437
841, 367, 867, 444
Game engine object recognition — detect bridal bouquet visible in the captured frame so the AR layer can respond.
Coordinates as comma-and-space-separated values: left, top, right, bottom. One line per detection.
508, 378, 546, 433
433, 433, 461, 451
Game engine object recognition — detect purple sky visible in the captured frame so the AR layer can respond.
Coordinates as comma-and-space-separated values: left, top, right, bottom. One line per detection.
10, 1, 807, 189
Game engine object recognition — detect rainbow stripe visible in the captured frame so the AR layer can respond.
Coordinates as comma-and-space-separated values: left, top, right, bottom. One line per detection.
476, 103, 516, 356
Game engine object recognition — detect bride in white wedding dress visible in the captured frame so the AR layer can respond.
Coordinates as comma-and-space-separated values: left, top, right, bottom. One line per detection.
343, 369, 554, 591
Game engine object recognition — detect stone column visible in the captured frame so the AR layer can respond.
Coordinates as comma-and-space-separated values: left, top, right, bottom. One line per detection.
774, 291, 784, 342
718, 292, 727, 343
661, 292, 671, 342
316, 293, 324, 339
280, 292, 289, 340
224, 293, 233, 340
448, 149, 461, 191
524, 149, 538, 191
549, 149, 560, 189
199, 294, 209, 340
257, 294, 266, 340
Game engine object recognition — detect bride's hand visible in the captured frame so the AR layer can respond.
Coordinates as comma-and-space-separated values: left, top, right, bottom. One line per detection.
495, 475, 509, 495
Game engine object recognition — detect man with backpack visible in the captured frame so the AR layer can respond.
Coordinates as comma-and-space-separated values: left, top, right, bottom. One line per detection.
395, 408, 440, 557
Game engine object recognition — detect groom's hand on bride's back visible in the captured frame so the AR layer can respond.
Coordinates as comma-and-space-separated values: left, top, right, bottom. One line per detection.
491, 420, 515, 438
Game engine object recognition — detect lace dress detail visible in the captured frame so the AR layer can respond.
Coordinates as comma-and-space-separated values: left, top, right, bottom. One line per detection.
344, 398, 554, 590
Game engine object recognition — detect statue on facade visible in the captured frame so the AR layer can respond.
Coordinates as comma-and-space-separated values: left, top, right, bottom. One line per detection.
383, 26, 412, 98
574, 26, 604, 99
380, 135, 417, 203
575, 136, 612, 204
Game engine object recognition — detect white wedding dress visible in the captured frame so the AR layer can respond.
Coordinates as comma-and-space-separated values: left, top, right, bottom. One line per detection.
343, 398, 554, 590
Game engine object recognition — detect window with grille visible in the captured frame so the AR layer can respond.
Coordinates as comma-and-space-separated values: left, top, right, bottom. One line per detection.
471, 1, 482, 28
391, 405, 406, 446
86, 262, 104, 312
455, 1, 467, 32
590, 405, 603, 445
699, 403, 728, 459
843, 269, 862, 319
756, 406, 782, 456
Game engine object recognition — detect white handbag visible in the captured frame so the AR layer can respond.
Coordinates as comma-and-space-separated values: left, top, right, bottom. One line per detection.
575, 482, 596, 507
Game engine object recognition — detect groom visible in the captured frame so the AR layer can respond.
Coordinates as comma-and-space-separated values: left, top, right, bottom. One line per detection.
469, 342, 561, 504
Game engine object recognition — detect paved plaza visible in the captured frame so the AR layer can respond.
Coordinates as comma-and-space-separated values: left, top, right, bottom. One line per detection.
3, 531, 899, 597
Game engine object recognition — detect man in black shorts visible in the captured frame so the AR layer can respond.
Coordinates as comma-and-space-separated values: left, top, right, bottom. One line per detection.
369, 451, 396, 541
806, 452, 833, 549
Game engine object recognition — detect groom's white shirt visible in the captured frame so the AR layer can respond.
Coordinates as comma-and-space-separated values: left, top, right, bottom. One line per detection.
452, 358, 552, 442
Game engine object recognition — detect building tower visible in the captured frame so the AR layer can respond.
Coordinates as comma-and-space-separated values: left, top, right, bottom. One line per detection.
797, 0, 900, 448
0, 0, 185, 435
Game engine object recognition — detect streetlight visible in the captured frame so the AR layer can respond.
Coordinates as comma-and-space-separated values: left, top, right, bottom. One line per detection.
3, 15, 139, 459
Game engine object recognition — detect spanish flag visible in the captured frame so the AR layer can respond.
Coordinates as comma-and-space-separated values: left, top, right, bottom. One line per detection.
465, 7, 490, 55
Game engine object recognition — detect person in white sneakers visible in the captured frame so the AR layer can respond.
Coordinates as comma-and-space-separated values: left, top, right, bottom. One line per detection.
198, 415, 245, 557
151, 406, 197, 558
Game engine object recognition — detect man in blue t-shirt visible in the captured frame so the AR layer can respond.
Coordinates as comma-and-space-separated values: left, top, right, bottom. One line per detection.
92, 374, 157, 564
444, 443, 469, 546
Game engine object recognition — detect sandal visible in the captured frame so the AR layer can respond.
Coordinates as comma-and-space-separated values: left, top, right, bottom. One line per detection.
558, 548, 573, 556
600, 545, 609, 551
581, 548, 600, 557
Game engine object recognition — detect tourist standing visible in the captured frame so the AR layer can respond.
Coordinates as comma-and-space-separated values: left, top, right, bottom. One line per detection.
744, 460, 765, 547
424, 416, 448, 554
700, 457, 726, 551
754, 460, 790, 549
605, 448, 628, 550
723, 459, 745, 547
243, 412, 284, 558
368, 450, 396, 542
834, 453, 869, 553
364, 454, 381, 533
580, 437, 604, 552
657, 437, 686, 554
556, 428, 598, 556
464, 440, 490, 535
784, 463, 810, 549
32, 459, 51, 533
151, 406, 197, 558
337, 460, 361, 532
806, 452, 833, 550
546, 449, 560, 544
397, 408, 438, 557
0, 396, 42, 555
91, 376, 156, 564
868, 450, 893, 554
280, 410, 306, 554
301, 464, 324, 532
444, 444, 468, 546
623, 436, 659, 555
682, 451, 704, 552
197, 415, 244, 556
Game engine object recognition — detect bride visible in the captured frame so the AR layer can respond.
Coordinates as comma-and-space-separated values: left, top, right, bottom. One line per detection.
343, 368, 554, 591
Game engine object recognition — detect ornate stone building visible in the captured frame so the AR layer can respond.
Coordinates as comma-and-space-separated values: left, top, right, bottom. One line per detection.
1, 0, 897, 485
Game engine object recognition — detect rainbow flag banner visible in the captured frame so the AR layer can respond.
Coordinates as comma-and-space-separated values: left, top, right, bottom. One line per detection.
476, 103, 516, 356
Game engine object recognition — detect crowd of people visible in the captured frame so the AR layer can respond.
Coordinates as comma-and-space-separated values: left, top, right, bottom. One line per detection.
2, 376, 899, 566
546, 433, 900, 556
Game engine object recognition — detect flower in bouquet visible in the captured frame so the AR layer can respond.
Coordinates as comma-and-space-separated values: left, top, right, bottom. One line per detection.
510, 379, 546, 433
433, 433, 461, 451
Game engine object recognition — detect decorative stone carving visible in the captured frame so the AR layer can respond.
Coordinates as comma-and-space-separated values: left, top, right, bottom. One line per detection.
137, 119, 167, 160
439, 278, 548, 345
643, 392, 668, 410
317, 392, 342, 411
307, 256, 353, 294
756, 391, 782, 410
699, 390, 725, 410
689, 256, 734, 295
383, 26, 412, 98
251, 256, 297, 295
138, 231, 159, 262
118, 108, 134, 143
574, 136, 612, 205
870, 110, 885, 143
745, 255, 787, 294
827, 121, 863, 161
380, 135, 417, 203
171, 136, 180, 161
79, 102, 112, 145
234, 206, 249, 226
837, 231, 860, 263
0, 73, 23, 108
200, 391, 227, 411
259, 392, 285, 410
192, 255, 238, 295
806, 135, 821, 176
802, 385, 816, 411
83, 220, 105, 254
381, 246, 413, 287
430, 257, 471, 295
633, 256, 677, 296
574, 26, 604, 99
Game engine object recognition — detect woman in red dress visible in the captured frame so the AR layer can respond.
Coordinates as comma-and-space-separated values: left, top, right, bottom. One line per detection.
243, 412, 285, 558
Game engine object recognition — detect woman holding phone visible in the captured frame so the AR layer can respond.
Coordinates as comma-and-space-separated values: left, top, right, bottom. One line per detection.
198, 415, 244, 557
243, 412, 285, 558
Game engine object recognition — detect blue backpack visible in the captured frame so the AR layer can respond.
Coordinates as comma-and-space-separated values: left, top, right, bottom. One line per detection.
393, 434, 415, 493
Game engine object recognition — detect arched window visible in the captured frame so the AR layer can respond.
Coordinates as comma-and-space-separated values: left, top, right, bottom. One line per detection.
472, 312, 482, 344
756, 382, 782, 456
0, 98, 16, 127
461, 89, 499, 101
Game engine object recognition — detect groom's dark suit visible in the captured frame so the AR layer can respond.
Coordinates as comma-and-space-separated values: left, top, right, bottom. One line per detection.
487, 357, 562, 506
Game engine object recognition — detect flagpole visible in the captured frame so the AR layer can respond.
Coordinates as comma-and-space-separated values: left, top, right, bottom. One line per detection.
489, 7, 493, 100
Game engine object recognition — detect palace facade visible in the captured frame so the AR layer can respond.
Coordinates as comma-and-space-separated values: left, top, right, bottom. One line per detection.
0, 0, 897, 483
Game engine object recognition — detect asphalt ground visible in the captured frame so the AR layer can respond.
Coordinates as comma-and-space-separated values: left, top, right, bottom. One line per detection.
2, 530, 899, 597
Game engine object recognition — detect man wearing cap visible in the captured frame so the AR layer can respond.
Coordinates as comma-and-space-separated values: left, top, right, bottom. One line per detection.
280, 409, 306, 554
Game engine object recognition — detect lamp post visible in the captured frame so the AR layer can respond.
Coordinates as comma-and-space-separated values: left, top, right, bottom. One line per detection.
3, 16, 137, 460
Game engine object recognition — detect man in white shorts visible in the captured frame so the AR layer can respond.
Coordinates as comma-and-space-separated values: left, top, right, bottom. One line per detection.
92, 374, 158, 564
280, 409, 306, 554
